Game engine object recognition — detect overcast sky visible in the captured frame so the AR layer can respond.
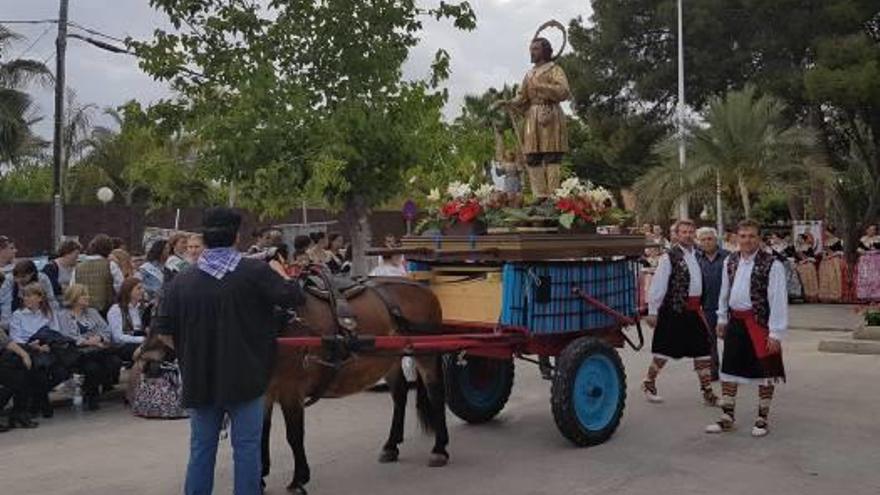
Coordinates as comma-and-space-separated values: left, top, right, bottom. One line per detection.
4, 1, 592, 138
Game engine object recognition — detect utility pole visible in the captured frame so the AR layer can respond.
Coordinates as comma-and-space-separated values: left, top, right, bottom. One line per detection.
676, 0, 689, 220
51, 0, 69, 251
715, 170, 724, 235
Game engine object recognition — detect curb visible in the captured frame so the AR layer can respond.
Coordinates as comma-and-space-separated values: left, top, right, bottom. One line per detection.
853, 326, 880, 341
818, 340, 880, 355
792, 326, 855, 333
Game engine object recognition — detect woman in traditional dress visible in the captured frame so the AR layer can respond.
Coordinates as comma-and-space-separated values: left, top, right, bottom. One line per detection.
768, 233, 803, 301
795, 233, 820, 302
856, 225, 880, 301
817, 228, 848, 303
640, 241, 662, 312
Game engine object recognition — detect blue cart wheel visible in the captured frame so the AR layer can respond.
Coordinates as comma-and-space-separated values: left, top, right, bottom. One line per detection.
551, 337, 626, 446
444, 355, 514, 424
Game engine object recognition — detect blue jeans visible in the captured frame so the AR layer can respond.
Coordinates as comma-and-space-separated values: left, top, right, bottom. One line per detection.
185, 395, 265, 495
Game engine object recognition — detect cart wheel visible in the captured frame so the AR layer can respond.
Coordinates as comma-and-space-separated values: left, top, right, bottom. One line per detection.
444, 355, 514, 424
551, 337, 626, 446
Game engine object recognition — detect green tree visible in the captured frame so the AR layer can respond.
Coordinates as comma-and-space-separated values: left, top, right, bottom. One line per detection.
805, 30, 880, 254
131, 0, 476, 273
0, 26, 51, 164
396, 102, 496, 205
566, 113, 665, 190
566, 0, 879, 209
0, 157, 52, 202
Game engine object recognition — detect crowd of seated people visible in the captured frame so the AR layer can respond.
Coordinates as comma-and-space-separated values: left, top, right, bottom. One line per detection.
0, 226, 375, 431
0, 233, 177, 431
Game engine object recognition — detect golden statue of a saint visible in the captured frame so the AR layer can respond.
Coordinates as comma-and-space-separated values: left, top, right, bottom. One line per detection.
499, 21, 571, 199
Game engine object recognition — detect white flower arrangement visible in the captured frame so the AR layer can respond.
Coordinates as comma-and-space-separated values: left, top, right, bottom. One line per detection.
587, 186, 613, 205
553, 177, 597, 200
427, 187, 441, 202
474, 183, 497, 202
446, 181, 472, 200
551, 175, 616, 229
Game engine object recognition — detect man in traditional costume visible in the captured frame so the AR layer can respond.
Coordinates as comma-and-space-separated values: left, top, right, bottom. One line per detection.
501, 33, 571, 200
643, 219, 718, 406
707, 219, 788, 437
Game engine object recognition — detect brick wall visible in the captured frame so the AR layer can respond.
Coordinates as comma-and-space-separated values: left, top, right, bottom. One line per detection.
0, 203, 408, 256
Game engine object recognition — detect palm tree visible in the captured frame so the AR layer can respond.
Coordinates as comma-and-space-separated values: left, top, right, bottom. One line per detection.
636, 85, 830, 221
63, 91, 96, 167
58, 90, 97, 198
67, 103, 212, 207
0, 26, 52, 164
456, 84, 519, 157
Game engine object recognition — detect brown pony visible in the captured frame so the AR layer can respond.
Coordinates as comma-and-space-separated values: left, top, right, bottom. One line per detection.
262, 277, 450, 494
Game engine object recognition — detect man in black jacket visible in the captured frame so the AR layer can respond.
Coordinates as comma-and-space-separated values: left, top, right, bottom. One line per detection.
155, 208, 304, 495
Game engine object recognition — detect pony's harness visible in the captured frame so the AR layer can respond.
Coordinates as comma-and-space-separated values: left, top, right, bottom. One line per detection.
298, 269, 437, 406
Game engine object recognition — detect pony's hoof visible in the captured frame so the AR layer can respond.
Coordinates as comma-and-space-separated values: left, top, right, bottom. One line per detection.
427, 452, 449, 467
287, 482, 308, 495
378, 449, 399, 463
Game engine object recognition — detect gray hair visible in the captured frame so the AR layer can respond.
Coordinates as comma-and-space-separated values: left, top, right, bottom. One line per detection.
696, 227, 718, 239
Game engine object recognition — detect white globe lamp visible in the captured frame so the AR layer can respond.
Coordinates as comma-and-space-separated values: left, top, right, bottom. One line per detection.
97, 187, 115, 205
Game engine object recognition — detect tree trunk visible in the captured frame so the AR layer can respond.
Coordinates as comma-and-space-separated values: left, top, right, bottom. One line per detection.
343, 195, 372, 277
810, 181, 826, 220
786, 195, 803, 222
737, 174, 751, 218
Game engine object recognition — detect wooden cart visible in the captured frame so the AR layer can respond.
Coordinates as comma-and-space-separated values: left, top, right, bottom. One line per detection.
280, 233, 648, 446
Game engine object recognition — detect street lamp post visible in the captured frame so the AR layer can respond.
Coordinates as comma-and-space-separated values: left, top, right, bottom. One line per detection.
676, 0, 688, 220
97, 186, 114, 236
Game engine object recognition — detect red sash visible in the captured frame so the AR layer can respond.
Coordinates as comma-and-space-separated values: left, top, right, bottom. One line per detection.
731, 310, 780, 360
686, 296, 706, 318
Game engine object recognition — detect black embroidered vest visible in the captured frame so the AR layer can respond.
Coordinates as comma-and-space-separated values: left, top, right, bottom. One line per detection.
726, 250, 774, 327
662, 246, 691, 313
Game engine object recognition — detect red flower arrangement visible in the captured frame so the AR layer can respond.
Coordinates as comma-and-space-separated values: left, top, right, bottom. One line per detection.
555, 197, 596, 223
442, 199, 483, 223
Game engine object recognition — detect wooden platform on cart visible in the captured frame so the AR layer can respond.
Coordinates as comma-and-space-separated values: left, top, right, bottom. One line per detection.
393, 233, 649, 262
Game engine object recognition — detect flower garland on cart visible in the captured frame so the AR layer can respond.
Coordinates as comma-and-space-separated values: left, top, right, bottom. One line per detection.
417, 176, 624, 235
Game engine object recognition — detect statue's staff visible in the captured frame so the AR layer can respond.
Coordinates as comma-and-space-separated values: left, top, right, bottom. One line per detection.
504, 106, 527, 173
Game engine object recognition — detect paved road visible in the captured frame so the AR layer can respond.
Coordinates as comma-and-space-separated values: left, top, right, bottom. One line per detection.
1, 322, 878, 494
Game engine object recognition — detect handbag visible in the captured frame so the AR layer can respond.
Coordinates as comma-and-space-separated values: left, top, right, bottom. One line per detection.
130, 360, 188, 419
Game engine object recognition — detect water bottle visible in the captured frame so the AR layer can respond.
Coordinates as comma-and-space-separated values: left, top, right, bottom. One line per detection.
72, 374, 83, 413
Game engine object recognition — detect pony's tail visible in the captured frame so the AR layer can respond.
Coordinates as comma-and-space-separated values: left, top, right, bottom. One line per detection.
415, 355, 443, 434
415, 374, 434, 434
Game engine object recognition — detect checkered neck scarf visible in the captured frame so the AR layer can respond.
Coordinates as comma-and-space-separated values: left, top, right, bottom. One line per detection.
197, 247, 242, 280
